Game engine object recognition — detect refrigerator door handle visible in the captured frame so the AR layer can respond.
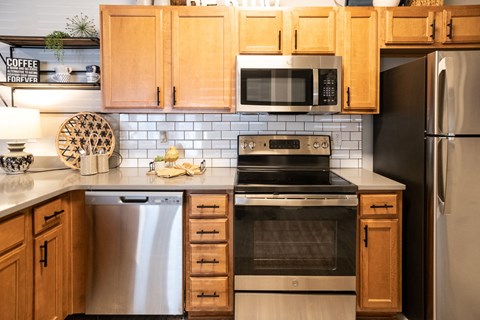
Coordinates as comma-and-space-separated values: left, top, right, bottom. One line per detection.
437, 137, 451, 215
437, 57, 456, 135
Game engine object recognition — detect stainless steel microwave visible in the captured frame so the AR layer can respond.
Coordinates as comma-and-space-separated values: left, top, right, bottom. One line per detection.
236, 55, 342, 114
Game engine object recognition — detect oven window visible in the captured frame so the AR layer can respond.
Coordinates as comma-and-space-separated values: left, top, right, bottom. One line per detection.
253, 220, 337, 270
234, 205, 356, 276
241, 69, 313, 106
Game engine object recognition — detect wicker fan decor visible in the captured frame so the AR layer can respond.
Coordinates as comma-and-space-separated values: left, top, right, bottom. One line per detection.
55, 112, 115, 169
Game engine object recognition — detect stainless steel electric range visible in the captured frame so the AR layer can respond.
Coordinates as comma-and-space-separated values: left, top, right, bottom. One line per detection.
234, 135, 358, 320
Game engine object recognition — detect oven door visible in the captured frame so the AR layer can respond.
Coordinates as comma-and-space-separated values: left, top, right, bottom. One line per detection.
234, 194, 357, 291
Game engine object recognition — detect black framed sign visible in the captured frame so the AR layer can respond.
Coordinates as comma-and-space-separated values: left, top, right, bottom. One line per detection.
6, 57, 40, 83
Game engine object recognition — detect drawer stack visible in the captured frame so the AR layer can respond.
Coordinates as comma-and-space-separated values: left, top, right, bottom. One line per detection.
186, 193, 233, 317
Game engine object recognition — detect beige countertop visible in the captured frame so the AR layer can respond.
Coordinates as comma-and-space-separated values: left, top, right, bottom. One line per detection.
0, 167, 404, 219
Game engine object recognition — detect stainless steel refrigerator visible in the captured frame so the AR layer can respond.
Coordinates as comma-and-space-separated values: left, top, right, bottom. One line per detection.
373, 50, 480, 320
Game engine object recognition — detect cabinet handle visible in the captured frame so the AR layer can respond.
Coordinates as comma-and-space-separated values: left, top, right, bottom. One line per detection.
430, 19, 436, 40
197, 292, 220, 298
363, 225, 368, 248
196, 258, 219, 264
197, 204, 220, 209
44, 209, 64, 222
196, 229, 220, 235
278, 30, 282, 51
40, 240, 48, 267
370, 204, 394, 209
173, 86, 177, 105
347, 87, 351, 106
294, 30, 298, 50
156, 86, 160, 106
447, 18, 453, 39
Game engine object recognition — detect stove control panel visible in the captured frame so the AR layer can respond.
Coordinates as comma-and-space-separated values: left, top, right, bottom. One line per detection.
238, 135, 331, 155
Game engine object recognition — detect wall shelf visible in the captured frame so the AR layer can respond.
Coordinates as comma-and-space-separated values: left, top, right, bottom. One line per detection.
0, 35, 101, 105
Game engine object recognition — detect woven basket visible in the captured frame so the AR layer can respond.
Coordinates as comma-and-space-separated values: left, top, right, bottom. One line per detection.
408, 0, 443, 6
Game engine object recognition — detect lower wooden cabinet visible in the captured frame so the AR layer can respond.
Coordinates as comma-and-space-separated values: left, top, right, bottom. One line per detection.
34, 226, 64, 320
357, 191, 402, 317
186, 192, 233, 318
0, 191, 85, 320
0, 211, 29, 320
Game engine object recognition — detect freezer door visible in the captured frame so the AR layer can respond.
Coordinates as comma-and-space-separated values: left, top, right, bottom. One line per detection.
431, 136, 480, 320
427, 51, 480, 135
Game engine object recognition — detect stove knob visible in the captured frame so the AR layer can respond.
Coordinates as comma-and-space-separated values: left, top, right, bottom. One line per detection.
313, 141, 320, 149
241, 141, 248, 149
248, 141, 256, 149
321, 141, 329, 149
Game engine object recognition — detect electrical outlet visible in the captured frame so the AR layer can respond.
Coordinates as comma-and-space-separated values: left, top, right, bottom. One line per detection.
332, 132, 342, 148
159, 131, 168, 143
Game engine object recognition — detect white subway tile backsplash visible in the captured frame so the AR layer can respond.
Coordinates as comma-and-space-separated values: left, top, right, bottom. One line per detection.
119, 113, 364, 169
176, 122, 194, 131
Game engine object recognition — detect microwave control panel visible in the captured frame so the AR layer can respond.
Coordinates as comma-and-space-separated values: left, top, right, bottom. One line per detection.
319, 69, 338, 106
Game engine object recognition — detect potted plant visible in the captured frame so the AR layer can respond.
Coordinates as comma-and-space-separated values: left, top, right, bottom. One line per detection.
45, 31, 72, 82
45, 31, 70, 64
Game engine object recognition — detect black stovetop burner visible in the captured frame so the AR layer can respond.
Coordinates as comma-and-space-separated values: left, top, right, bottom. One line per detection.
234, 135, 358, 194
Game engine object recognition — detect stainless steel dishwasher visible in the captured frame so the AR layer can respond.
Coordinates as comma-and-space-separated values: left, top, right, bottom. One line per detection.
85, 191, 183, 315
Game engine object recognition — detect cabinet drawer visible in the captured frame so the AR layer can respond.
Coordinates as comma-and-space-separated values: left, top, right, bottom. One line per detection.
190, 244, 228, 275
33, 197, 65, 235
188, 276, 229, 309
189, 194, 228, 218
0, 213, 25, 254
190, 219, 228, 242
360, 194, 398, 217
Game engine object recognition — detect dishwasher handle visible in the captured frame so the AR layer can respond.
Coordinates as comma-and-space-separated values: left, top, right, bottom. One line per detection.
120, 196, 149, 203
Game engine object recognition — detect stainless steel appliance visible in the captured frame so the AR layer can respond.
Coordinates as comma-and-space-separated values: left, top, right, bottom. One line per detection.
234, 135, 358, 320
236, 55, 342, 114
85, 191, 183, 315
374, 50, 480, 320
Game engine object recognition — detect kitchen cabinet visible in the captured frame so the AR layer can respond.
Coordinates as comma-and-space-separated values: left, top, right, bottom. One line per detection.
357, 191, 402, 316
338, 7, 379, 114
0, 211, 30, 320
238, 9, 283, 54
171, 7, 234, 112
32, 196, 67, 320
185, 192, 233, 318
379, 5, 480, 48
100, 6, 164, 109
291, 8, 336, 54
238, 8, 336, 55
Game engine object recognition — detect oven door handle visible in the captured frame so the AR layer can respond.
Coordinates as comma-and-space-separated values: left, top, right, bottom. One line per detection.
234, 195, 358, 207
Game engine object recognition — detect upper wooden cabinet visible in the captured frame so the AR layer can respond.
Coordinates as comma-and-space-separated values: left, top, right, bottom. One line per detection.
291, 8, 336, 54
101, 6, 164, 109
101, 5, 234, 112
379, 5, 480, 48
339, 7, 379, 114
238, 9, 283, 54
440, 6, 480, 44
238, 8, 336, 55
171, 7, 234, 112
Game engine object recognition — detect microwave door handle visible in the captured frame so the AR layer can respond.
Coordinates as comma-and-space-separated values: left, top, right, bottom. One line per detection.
313, 69, 319, 106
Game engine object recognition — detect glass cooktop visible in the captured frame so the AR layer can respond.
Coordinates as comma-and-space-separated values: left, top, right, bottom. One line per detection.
235, 169, 357, 194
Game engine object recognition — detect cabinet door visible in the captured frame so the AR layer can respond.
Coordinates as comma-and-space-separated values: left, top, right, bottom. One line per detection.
441, 7, 480, 44
384, 7, 435, 45
172, 7, 233, 112
359, 219, 400, 311
238, 10, 283, 54
0, 247, 28, 320
291, 8, 335, 54
101, 7, 163, 109
341, 7, 379, 113
34, 226, 64, 320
